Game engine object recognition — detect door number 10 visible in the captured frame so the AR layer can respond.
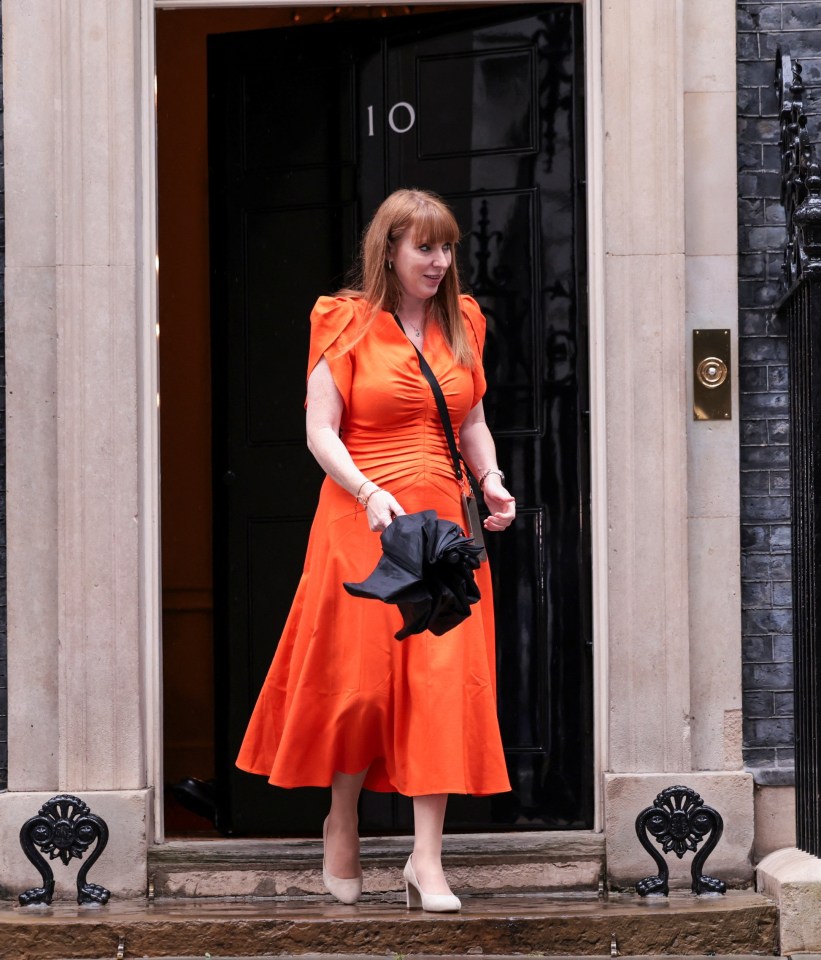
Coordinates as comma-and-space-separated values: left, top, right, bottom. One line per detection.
367, 103, 416, 136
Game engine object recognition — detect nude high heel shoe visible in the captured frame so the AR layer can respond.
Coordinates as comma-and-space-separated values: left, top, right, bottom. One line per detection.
403, 854, 461, 913
322, 817, 362, 904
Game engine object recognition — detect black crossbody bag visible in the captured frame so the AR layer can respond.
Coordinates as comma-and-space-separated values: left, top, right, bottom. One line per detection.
395, 315, 487, 562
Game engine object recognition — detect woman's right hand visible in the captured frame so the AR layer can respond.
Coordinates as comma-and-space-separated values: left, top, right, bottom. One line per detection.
365, 488, 405, 532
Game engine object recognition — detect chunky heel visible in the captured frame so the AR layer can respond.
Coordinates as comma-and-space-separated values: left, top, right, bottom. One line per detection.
406, 879, 422, 909
402, 855, 461, 913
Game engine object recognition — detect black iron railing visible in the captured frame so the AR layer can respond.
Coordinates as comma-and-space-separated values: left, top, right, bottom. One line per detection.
776, 48, 821, 859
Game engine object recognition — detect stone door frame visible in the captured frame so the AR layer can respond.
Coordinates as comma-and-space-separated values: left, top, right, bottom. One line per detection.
1, 0, 752, 896
145, 0, 610, 840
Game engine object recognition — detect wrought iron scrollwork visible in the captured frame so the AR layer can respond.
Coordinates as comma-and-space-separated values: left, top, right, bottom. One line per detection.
634, 785, 726, 897
776, 48, 821, 287
18, 794, 110, 906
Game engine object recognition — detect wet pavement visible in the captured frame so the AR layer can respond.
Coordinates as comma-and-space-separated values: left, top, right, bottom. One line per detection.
50, 956, 785, 960
0, 890, 779, 960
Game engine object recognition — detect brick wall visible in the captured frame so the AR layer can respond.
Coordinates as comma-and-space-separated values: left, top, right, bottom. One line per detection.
737, 2, 821, 782
0, 0, 7, 791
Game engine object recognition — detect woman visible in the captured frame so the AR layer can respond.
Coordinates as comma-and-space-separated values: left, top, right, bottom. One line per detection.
236, 188, 515, 912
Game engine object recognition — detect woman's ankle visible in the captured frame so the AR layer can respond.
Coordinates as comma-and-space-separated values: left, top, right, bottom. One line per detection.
408, 850, 451, 894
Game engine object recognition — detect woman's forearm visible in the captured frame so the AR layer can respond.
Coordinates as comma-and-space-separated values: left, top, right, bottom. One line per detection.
306, 357, 375, 500
460, 403, 516, 531
307, 425, 372, 499
305, 357, 403, 530
459, 417, 500, 480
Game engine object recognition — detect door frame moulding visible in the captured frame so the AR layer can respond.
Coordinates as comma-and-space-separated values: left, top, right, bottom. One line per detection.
141, 1, 164, 843
142, 0, 607, 841
580, 0, 607, 833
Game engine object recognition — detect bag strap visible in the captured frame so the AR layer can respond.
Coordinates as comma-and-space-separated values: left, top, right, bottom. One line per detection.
394, 314, 463, 482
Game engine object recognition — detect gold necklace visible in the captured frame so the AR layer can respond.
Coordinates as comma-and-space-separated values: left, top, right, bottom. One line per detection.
397, 313, 424, 339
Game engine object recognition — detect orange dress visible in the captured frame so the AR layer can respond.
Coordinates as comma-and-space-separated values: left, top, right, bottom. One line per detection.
236, 295, 511, 796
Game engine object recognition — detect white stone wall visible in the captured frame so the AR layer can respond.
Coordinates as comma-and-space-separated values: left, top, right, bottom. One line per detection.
2, 0, 151, 898
0, 0, 751, 897
600, 0, 752, 886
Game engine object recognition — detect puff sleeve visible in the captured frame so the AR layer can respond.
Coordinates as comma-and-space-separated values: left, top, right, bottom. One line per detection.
460, 295, 488, 406
306, 296, 360, 411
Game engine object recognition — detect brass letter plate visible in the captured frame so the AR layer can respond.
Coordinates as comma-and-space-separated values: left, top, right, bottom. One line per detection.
693, 329, 732, 421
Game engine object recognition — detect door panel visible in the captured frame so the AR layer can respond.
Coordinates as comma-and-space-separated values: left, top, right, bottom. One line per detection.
208, 5, 591, 836
209, 25, 367, 834
380, 7, 592, 829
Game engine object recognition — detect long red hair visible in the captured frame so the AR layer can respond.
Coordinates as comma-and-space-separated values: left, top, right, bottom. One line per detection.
340, 189, 474, 367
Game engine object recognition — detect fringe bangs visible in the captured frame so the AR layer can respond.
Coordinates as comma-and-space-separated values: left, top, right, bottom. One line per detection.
338, 190, 477, 369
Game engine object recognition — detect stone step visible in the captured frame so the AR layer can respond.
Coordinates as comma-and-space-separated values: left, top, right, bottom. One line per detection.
0, 890, 778, 959
69, 957, 783, 960
149, 833, 605, 898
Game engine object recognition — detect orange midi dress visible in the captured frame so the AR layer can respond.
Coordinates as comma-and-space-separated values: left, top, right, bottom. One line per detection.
236, 294, 511, 797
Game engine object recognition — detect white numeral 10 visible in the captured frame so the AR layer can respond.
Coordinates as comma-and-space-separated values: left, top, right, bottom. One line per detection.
367, 102, 417, 136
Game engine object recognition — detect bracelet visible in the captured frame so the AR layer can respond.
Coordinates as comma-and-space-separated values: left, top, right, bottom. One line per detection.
479, 468, 505, 490
363, 486, 384, 508
355, 479, 377, 505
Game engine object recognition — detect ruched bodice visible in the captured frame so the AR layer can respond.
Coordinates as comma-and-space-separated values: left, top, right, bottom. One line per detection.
314, 298, 485, 501
236, 295, 510, 798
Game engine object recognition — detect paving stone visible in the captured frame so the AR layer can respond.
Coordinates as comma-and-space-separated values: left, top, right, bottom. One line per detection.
53, 956, 790, 960
0, 891, 779, 960
148, 834, 606, 901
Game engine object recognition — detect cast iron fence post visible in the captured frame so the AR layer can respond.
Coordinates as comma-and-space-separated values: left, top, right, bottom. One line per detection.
775, 48, 821, 859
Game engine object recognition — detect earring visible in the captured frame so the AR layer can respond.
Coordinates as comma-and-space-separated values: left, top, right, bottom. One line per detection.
387, 261, 393, 271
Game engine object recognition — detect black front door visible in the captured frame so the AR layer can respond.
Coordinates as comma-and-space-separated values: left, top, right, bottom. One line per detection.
208, 4, 592, 836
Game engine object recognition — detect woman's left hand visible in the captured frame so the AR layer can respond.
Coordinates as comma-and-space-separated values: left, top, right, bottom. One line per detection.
481, 476, 516, 531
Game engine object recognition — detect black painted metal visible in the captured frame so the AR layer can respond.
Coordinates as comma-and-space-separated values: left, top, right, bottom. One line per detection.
776, 50, 821, 289
634, 786, 726, 897
208, 4, 592, 835
18, 795, 110, 906
775, 49, 821, 861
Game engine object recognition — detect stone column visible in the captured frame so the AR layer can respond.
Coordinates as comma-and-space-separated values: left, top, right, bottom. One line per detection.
602, 0, 691, 774
1, 0, 150, 898
601, 0, 753, 887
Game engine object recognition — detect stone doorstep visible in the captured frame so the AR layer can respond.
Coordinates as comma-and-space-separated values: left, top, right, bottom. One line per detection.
757, 847, 821, 954
50, 957, 790, 960
150, 833, 605, 898
0, 890, 779, 960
